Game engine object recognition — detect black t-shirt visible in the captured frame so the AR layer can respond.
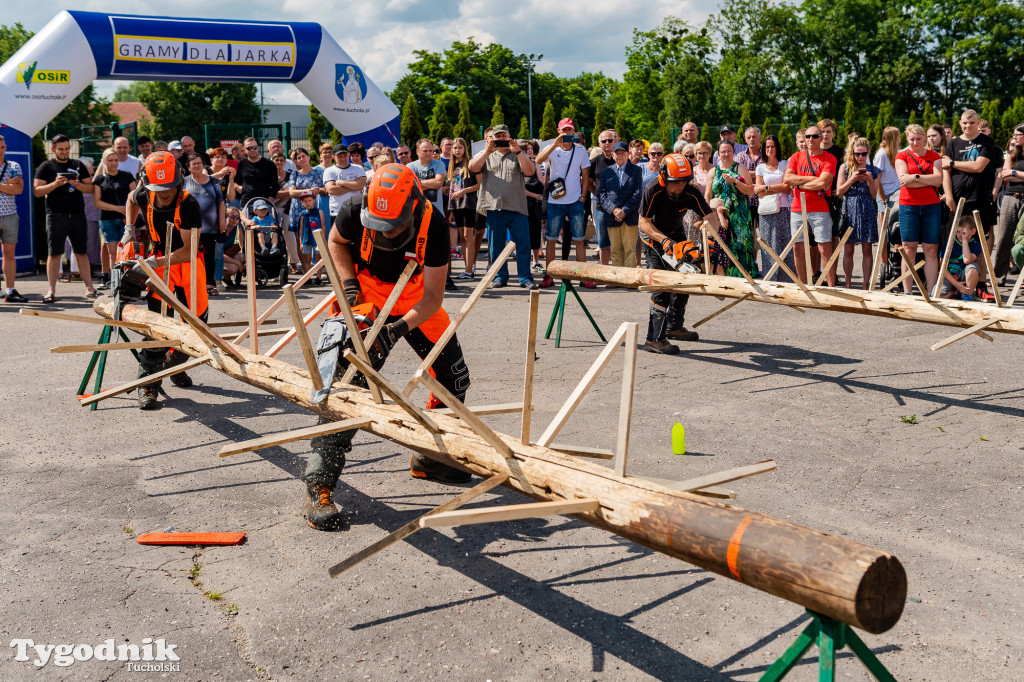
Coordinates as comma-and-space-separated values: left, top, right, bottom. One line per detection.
638, 181, 712, 243
236, 157, 279, 205
97, 171, 136, 221
821, 145, 844, 194
946, 134, 1001, 204
335, 201, 450, 283
35, 158, 90, 214
131, 186, 204, 257
590, 154, 615, 193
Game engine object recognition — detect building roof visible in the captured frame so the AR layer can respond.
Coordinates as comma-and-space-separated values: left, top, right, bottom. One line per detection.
109, 101, 152, 124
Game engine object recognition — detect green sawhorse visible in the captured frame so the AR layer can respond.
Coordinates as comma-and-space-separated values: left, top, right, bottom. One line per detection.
759, 610, 896, 682
77, 324, 165, 410
544, 279, 605, 348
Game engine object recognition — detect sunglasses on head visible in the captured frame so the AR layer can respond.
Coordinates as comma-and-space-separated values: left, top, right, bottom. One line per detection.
805, 134, 822, 139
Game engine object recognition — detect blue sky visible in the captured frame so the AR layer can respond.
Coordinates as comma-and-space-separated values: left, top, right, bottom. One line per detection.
7, 1, 711, 104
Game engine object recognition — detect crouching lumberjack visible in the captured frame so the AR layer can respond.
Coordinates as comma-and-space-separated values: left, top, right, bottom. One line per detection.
118, 152, 208, 410
303, 163, 472, 531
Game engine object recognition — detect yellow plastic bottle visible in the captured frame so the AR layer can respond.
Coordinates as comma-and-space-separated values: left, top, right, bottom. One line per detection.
671, 412, 686, 455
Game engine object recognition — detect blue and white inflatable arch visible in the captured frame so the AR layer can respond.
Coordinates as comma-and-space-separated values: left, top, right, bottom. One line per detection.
0, 11, 400, 271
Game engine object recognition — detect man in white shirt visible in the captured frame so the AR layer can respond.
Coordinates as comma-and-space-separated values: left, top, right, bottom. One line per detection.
113, 136, 141, 177
323, 144, 366, 218
268, 139, 297, 173
535, 118, 591, 287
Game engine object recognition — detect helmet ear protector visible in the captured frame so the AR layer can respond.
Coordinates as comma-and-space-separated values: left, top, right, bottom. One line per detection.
360, 163, 425, 251
658, 152, 694, 187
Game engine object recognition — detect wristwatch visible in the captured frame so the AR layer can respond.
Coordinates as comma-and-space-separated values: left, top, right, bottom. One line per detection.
950, 159, 955, 170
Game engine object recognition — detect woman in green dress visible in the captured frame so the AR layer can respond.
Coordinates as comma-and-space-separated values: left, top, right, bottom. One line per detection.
705, 140, 758, 277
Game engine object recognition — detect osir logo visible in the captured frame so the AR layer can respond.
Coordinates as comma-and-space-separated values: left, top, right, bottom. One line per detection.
16, 62, 70, 89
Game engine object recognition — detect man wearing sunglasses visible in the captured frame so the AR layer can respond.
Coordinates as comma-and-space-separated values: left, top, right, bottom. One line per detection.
783, 125, 837, 285
234, 137, 278, 206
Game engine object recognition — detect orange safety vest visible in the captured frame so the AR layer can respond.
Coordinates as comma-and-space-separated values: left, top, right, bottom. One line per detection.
144, 189, 208, 316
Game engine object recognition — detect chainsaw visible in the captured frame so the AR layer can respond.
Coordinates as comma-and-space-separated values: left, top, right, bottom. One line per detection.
311, 302, 387, 404
110, 237, 151, 321
660, 238, 704, 274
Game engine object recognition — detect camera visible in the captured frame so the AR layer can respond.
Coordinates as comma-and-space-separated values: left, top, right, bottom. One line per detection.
493, 139, 510, 148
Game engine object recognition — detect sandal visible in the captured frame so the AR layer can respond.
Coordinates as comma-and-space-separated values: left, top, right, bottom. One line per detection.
86, 289, 102, 298
207, 287, 219, 297
42, 294, 56, 304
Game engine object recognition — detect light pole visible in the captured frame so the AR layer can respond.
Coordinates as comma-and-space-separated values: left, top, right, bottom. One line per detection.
525, 53, 541, 139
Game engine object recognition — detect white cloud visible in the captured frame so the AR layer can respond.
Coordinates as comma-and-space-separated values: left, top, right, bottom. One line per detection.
9, 1, 714, 102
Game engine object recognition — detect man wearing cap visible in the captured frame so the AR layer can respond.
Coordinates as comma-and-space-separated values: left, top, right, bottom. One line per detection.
599, 141, 644, 269
713, 125, 748, 165
167, 140, 183, 163
302, 163, 472, 530
468, 123, 538, 289
323, 143, 366, 220
234, 137, 279, 206
535, 118, 591, 284
124, 151, 208, 409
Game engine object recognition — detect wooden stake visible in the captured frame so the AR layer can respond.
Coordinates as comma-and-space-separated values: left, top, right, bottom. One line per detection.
702, 224, 711, 275
79, 357, 209, 406
815, 226, 853, 287
233, 260, 324, 344
867, 205, 891, 292
254, 327, 292, 337
613, 323, 638, 478
189, 227, 199, 315
161, 221, 173, 316
403, 241, 517, 398
880, 260, 924, 293
930, 319, 998, 351
521, 290, 540, 445
544, 443, 614, 460
800, 196, 813, 285
692, 293, 752, 328
312, 228, 383, 403
20, 308, 149, 331
704, 228, 771, 302
896, 245, 932, 303
420, 498, 600, 528
536, 323, 630, 448
972, 211, 1002, 307
210, 319, 278, 328
51, 340, 177, 353
429, 402, 523, 417
218, 417, 373, 457
340, 259, 417, 385
933, 198, 966, 298
327, 474, 509, 577
1006, 267, 1024, 307
760, 224, 803, 283
666, 460, 777, 493
137, 258, 246, 363
266, 292, 335, 358
343, 349, 438, 432
758, 238, 817, 302
245, 227, 258, 353
414, 369, 513, 458
283, 285, 324, 391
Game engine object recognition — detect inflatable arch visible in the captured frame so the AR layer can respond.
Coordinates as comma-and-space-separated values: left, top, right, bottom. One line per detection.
0, 11, 400, 271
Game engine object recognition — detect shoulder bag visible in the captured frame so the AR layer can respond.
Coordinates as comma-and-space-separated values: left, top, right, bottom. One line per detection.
757, 165, 780, 215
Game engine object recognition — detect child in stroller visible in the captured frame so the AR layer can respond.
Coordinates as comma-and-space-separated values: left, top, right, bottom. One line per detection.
240, 197, 290, 288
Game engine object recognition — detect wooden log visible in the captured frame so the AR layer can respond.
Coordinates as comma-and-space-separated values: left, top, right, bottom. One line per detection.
161, 221, 173, 316
693, 294, 752, 328
816, 226, 853, 287
1007, 267, 1024, 307
546, 261, 1024, 336
342, 349, 439, 433
218, 417, 373, 458
93, 299, 909, 634
51, 340, 178, 353
613, 323, 638, 477
705, 227, 771, 302
429, 402, 524, 417
543, 443, 614, 460
880, 260, 924, 294
896, 244, 932, 303
761, 223, 803, 284
209, 319, 278, 328
255, 327, 293, 337
667, 460, 777, 493
266, 292, 335, 358
758, 238, 818, 303
930, 319, 998, 351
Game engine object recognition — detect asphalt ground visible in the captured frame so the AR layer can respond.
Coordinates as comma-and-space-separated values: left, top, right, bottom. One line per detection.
1, 257, 1022, 681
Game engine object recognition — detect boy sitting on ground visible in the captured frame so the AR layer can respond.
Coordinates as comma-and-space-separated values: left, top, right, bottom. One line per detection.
940, 217, 982, 301
245, 199, 279, 255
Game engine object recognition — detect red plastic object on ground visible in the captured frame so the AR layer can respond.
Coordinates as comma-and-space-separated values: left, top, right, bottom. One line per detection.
136, 532, 246, 546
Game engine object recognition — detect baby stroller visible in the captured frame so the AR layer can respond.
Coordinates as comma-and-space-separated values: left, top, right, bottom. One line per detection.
240, 197, 290, 288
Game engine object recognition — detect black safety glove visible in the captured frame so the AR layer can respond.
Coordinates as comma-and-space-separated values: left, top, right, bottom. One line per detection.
342, 278, 361, 308
372, 319, 409, 362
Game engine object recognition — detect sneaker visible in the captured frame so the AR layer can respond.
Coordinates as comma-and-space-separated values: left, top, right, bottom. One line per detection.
217, 282, 228, 293
95, 278, 108, 290
138, 386, 159, 410
445, 276, 458, 291
169, 371, 193, 388
531, 262, 546, 274
521, 280, 539, 290
641, 339, 680, 355
582, 281, 596, 289
454, 270, 475, 280
4, 289, 27, 303
489, 279, 507, 289
450, 247, 463, 260
961, 293, 975, 302
977, 287, 996, 303
539, 275, 554, 288
410, 453, 472, 484
302, 483, 347, 531
666, 327, 700, 341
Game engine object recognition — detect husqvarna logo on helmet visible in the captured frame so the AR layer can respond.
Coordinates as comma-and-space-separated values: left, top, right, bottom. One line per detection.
375, 197, 388, 212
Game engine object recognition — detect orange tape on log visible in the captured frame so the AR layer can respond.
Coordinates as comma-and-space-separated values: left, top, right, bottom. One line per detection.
726, 516, 753, 581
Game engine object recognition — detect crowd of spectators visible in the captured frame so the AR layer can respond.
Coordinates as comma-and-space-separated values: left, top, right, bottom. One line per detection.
5, 107, 1023, 308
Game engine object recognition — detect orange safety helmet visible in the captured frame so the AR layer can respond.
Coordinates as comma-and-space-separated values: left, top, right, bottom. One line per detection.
360, 163, 423, 232
659, 152, 694, 186
142, 151, 182, 192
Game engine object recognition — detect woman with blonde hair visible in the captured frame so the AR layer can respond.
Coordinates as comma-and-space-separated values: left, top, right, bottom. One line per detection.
446, 137, 481, 278
836, 137, 880, 288
895, 124, 944, 294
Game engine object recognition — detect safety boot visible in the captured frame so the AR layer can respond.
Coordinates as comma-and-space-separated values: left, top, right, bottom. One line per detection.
303, 483, 347, 531
410, 453, 472, 484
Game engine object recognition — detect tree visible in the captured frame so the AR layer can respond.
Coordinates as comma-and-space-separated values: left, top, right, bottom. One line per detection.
401, 94, 423, 147
738, 101, 752, 137
490, 95, 504, 127
330, 128, 343, 146
428, 93, 455, 142
452, 90, 476, 142
659, 115, 671, 150
907, 110, 918, 128
761, 117, 773, 138
593, 100, 608, 146
841, 99, 857, 141
138, 82, 258, 139
979, 99, 1001, 136
560, 104, 578, 131
307, 106, 328, 162
614, 111, 626, 142
922, 101, 936, 129
539, 100, 556, 139
517, 115, 529, 140
799, 112, 809, 132
1000, 97, 1024, 144
778, 122, 793, 157
699, 122, 709, 142
112, 82, 152, 103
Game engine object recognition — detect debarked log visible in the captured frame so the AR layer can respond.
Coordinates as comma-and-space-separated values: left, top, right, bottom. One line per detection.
547, 261, 1024, 335
94, 299, 907, 634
